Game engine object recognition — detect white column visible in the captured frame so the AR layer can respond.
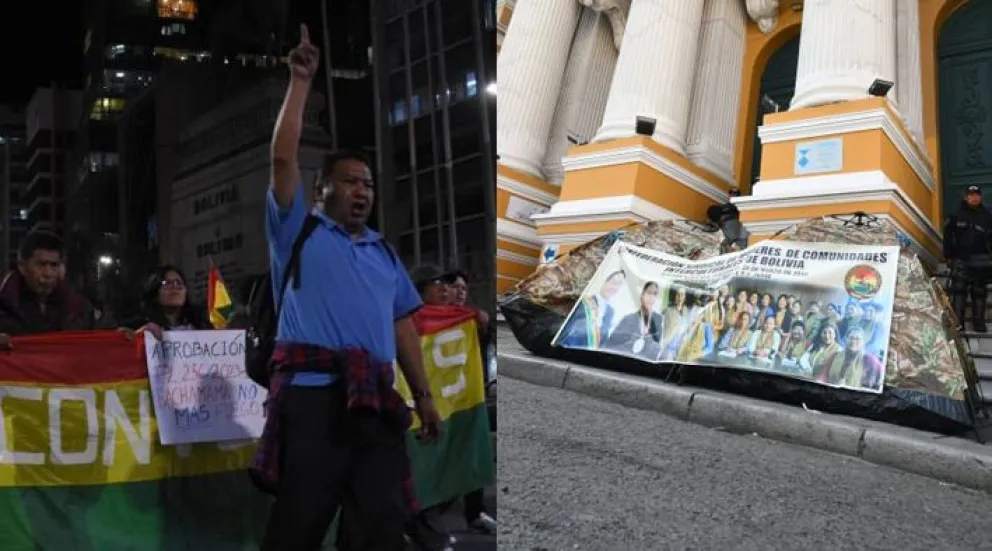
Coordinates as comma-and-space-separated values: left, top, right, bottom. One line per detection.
497, 0, 581, 178
790, 0, 898, 111
593, 0, 705, 153
542, 10, 619, 184
896, 0, 925, 149
685, 0, 747, 184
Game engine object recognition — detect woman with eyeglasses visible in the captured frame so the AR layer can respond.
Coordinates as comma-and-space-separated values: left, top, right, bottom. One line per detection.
118, 265, 210, 340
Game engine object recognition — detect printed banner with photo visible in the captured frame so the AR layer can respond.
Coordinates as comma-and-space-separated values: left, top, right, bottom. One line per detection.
552, 240, 900, 394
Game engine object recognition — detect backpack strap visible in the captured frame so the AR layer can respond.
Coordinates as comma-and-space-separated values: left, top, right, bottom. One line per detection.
275, 224, 395, 314
277, 214, 321, 310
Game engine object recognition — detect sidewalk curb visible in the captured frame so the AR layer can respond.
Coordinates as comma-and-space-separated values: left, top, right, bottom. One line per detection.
499, 351, 992, 494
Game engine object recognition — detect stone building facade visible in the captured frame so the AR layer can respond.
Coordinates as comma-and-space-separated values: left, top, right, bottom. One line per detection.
496, 0, 987, 292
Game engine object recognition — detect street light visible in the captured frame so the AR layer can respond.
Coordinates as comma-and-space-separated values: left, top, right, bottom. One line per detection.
98, 255, 113, 266
486, 82, 497, 96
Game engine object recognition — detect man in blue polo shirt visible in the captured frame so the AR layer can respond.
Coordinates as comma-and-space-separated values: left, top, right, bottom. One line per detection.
256, 24, 441, 551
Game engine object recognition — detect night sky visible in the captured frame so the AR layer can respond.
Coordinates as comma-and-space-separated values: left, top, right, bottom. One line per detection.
0, 4, 83, 104
0, 0, 369, 106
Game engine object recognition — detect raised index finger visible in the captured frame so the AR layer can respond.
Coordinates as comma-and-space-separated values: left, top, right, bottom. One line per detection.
300, 23, 310, 44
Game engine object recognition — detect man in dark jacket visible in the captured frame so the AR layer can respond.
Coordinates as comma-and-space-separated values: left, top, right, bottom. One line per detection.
944, 186, 992, 332
0, 231, 99, 346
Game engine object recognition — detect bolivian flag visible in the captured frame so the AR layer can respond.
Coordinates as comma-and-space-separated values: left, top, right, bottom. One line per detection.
0, 332, 280, 550
395, 305, 496, 509
207, 265, 233, 329
0, 316, 492, 548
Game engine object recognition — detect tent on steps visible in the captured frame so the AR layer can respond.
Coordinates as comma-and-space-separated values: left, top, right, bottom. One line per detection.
499, 216, 986, 435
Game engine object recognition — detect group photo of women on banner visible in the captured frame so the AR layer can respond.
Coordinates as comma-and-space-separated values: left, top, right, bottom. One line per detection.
552, 240, 901, 394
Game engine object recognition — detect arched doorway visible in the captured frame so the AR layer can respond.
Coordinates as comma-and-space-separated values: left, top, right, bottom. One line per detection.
938, 0, 992, 214
750, 37, 800, 187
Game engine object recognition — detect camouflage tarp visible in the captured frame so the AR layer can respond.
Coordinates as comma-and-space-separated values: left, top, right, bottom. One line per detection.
510, 220, 722, 315
774, 216, 979, 403
499, 215, 981, 433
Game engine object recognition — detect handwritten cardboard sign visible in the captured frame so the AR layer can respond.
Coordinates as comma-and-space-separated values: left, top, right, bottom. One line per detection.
143, 330, 266, 445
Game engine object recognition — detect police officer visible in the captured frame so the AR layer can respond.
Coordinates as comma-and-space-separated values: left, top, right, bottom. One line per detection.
943, 185, 992, 332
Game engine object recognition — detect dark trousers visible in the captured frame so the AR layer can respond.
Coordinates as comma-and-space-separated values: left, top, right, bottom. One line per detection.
260, 384, 409, 551
950, 259, 992, 329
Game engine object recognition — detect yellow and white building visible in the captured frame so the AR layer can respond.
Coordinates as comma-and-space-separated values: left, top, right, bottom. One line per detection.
495, 0, 992, 293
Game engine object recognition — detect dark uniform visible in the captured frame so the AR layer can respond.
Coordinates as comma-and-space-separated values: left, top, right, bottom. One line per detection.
943, 186, 992, 332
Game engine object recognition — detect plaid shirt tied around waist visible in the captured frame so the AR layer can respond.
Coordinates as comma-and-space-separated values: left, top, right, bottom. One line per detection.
248, 343, 417, 512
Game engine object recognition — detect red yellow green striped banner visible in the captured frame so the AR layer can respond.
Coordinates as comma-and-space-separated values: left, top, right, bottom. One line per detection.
0, 305, 494, 549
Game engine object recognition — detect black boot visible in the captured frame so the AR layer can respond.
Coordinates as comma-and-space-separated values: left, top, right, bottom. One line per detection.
973, 292, 988, 333
952, 293, 968, 330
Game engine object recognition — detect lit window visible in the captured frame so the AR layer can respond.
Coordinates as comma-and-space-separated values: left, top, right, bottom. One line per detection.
89, 97, 127, 120
157, 0, 197, 20
466, 72, 478, 97
410, 95, 421, 117
393, 101, 407, 124
105, 44, 127, 60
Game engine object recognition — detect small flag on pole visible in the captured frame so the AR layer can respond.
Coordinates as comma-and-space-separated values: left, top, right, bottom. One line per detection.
207, 265, 233, 329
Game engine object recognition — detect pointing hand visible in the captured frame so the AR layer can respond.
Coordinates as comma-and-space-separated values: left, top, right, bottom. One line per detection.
288, 24, 320, 81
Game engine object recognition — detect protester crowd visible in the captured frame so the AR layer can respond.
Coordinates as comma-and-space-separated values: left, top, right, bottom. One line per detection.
0, 24, 495, 551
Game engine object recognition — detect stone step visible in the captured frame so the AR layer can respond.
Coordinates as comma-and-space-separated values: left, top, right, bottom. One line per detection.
973, 353, 992, 379
964, 332, 992, 355
966, 341, 992, 405
980, 380, 992, 405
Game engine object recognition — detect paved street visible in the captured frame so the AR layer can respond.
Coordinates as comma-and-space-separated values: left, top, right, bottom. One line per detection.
498, 376, 992, 550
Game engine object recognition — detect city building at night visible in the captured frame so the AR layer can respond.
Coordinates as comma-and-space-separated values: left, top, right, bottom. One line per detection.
155, 0, 375, 301
168, 79, 330, 301
0, 106, 30, 268
497, 0, 972, 287
70, 0, 298, 309
65, 0, 203, 301
23, 88, 83, 239
372, 0, 497, 308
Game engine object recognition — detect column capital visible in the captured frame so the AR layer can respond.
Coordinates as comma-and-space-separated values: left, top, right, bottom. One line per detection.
745, 0, 780, 34
578, 0, 630, 49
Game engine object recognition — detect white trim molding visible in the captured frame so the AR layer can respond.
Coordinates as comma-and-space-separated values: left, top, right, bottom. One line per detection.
740, 217, 808, 237
496, 218, 542, 248
733, 170, 942, 255
561, 145, 729, 202
497, 248, 539, 267
532, 194, 678, 227
496, 172, 559, 206
757, 108, 935, 191
537, 231, 611, 245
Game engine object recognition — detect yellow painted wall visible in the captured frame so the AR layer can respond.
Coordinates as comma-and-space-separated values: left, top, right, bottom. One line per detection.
496, 0, 968, 293
756, 98, 935, 224
496, 237, 539, 257
733, 0, 967, 213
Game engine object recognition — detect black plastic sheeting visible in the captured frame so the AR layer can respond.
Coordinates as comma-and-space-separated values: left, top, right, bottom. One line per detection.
500, 294, 976, 436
